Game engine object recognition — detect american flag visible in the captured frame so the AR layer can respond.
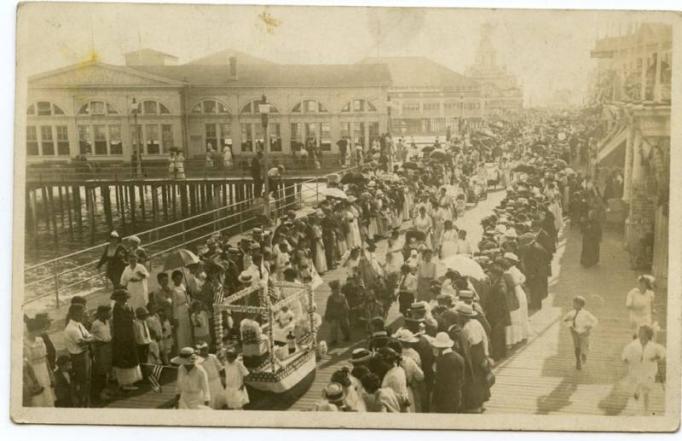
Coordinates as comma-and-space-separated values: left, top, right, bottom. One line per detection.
147, 364, 164, 393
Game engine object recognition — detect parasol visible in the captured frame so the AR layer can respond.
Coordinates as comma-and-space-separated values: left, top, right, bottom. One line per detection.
404, 229, 426, 243
341, 172, 366, 185
421, 146, 435, 155
163, 249, 200, 271
322, 187, 348, 200
430, 149, 448, 160
437, 255, 486, 281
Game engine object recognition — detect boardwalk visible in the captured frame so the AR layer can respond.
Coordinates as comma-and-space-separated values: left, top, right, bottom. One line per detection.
487, 228, 666, 416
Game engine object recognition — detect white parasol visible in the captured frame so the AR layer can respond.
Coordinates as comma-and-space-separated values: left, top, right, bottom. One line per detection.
321, 187, 348, 200
437, 254, 486, 280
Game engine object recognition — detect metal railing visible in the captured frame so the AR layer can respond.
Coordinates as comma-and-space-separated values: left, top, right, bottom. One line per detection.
23, 166, 357, 309
26, 155, 344, 183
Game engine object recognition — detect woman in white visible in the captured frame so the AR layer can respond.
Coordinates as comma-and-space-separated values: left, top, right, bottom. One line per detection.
310, 219, 328, 274
119, 253, 149, 311
413, 206, 432, 246
168, 151, 177, 178
626, 275, 656, 336
622, 325, 666, 415
197, 343, 225, 409
503, 253, 530, 342
172, 347, 211, 409
171, 270, 193, 350
223, 348, 250, 410
440, 220, 459, 259
348, 199, 363, 248
23, 318, 55, 407
175, 152, 186, 179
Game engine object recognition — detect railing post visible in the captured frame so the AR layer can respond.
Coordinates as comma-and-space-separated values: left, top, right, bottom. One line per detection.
53, 268, 60, 309
182, 219, 186, 243
315, 180, 319, 205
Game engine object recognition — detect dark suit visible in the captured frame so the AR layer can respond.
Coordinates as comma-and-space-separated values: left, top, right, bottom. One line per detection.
431, 350, 465, 413
484, 275, 512, 361
414, 335, 435, 412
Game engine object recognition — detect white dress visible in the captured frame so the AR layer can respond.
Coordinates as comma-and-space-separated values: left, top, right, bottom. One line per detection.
175, 364, 211, 409
381, 365, 409, 406
200, 354, 225, 409
172, 284, 193, 350
224, 359, 250, 409
440, 229, 459, 258
506, 266, 530, 342
24, 337, 55, 407
400, 355, 424, 412
626, 288, 655, 331
119, 263, 149, 311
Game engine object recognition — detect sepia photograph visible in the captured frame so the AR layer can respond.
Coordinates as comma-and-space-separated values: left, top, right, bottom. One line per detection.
9, 1, 681, 432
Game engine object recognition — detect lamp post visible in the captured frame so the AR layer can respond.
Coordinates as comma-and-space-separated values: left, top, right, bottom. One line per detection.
258, 95, 271, 220
130, 98, 142, 177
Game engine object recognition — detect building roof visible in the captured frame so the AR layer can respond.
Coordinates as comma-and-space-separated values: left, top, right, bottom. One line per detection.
124, 48, 178, 60
134, 63, 391, 88
185, 49, 275, 66
358, 56, 477, 90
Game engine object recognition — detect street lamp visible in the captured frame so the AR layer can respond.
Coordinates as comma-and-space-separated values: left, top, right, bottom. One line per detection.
130, 98, 143, 178
258, 95, 271, 219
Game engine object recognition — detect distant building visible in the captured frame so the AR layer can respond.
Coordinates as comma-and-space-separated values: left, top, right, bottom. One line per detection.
25, 49, 391, 163
359, 57, 483, 137
465, 23, 524, 115
590, 23, 671, 282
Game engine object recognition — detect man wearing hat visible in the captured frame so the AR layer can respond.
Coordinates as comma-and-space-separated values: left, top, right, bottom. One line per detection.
430, 332, 465, 413
312, 382, 350, 411
172, 347, 210, 409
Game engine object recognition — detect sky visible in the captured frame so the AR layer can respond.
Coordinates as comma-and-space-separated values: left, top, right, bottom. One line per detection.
16, 3, 666, 106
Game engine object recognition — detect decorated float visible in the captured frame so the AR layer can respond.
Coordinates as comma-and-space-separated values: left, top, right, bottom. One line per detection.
213, 281, 318, 400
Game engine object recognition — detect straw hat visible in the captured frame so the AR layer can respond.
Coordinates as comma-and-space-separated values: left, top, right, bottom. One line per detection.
350, 348, 372, 364
429, 332, 454, 349
392, 328, 419, 343
110, 288, 130, 301
457, 289, 475, 300
238, 272, 253, 284
171, 347, 203, 365
322, 382, 346, 403
454, 302, 476, 317
504, 252, 520, 263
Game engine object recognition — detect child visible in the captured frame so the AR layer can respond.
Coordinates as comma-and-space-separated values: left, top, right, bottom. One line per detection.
223, 347, 250, 410
145, 305, 163, 368
562, 296, 598, 370
196, 342, 225, 409
133, 307, 153, 378
191, 301, 211, 346
158, 309, 174, 364
53, 355, 75, 408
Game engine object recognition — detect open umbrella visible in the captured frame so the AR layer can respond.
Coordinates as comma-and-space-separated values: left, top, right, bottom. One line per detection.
163, 249, 200, 271
437, 255, 486, 281
421, 146, 435, 155
430, 149, 448, 161
322, 187, 348, 200
341, 172, 366, 185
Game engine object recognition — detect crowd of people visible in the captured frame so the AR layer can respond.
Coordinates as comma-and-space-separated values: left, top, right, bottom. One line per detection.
22, 114, 665, 415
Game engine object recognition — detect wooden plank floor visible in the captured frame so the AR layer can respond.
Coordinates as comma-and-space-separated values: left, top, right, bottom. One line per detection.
486, 228, 666, 416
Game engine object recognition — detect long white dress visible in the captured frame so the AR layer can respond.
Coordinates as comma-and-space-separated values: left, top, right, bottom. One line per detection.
440, 229, 459, 258
200, 354, 225, 409
119, 263, 149, 311
24, 337, 55, 407
312, 224, 328, 274
172, 284, 193, 350
175, 364, 211, 409
506, 266, 530, 342
224, 358, 250, 409
622, 339, 665, 395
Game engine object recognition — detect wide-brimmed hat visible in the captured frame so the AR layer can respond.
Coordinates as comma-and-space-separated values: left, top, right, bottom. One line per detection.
392, 328, 419, 343
171, 347, 203, 365
454, 302, 476, 317
503, 252, 520, 263
238, 272, 253, 284
350, 348, 372, 364
322, 382, 346, 403
429, 332, 455, 349
195, 341, 209, 350
109, 230, 120, 239
110, 288, 130, 301
135, 307, 149, 319
127, 235, 141, 245
458, 289, 475, 300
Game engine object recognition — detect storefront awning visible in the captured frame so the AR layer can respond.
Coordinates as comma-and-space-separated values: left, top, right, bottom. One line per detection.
597, 127, 627, 167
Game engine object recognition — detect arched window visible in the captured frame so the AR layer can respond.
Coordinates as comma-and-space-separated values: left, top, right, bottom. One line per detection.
291, 99, 328, 113
78, 100, 119, 116
28, 101, 65, 116
191, 99, 230, 114
240, 99, 279, 114
139, 100, 170, 115
341, 99, 377, 112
